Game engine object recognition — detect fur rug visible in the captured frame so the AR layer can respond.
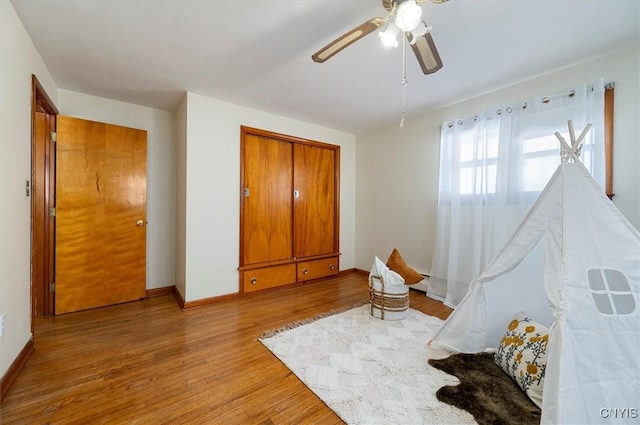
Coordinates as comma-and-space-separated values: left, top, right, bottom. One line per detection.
428, 353, 541, 425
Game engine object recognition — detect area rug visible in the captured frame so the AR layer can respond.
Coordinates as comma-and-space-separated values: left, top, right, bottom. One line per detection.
429, 353, 541, 425
259, 304, 476, 425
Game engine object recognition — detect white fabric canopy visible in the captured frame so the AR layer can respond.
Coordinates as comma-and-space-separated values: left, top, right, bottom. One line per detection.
430, 162, 640, 425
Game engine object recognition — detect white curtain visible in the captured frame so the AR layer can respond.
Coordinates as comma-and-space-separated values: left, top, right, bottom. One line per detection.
429, 79, 605, 308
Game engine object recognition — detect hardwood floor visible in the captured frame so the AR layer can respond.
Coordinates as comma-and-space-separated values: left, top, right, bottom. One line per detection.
0, 273, 452, 425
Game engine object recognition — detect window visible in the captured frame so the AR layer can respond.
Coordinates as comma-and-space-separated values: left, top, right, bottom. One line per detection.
457, 125, 499, 196
588, 269, 636, 315
507, 128, 599, 203
456, 87, 613, 203
456, 128, 597, 202
520, 134, 560, 192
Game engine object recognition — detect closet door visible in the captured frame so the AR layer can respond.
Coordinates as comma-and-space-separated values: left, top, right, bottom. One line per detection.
293, 143, 336, 258
241, 134, 293, 265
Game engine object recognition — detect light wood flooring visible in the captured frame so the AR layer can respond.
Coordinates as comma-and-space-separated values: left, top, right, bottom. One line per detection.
0, 272, 451, 425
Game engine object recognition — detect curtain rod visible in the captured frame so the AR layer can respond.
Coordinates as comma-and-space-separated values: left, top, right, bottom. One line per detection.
542, 81, 613, 103
446, 81, 614, 128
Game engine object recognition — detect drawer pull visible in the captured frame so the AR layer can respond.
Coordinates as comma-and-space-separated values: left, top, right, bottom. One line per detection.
329, 264, 335, 270
302, 269, 308, 275
250, 277, 257, 285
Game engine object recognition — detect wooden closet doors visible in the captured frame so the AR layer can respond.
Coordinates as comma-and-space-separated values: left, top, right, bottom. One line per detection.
55, 116, 147, 314
241, 134, 293, 265
239, 127, 340, 294
293, 143, 336, 258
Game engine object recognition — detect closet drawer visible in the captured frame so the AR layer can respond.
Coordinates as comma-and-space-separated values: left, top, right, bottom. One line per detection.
242, 264, 296, 293
297, 257, 339, 282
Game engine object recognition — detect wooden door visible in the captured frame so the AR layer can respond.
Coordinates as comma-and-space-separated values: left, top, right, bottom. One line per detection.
293, 144, 336, 258
32, 111, 56, 316
31, 75, 58, 318
55, 116, 147, 314
241, 134, 293, 265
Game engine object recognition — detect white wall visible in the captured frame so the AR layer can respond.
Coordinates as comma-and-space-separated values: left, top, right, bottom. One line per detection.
57, 90, 177, 291
0, 0, 58, 377
355, 43, 640, 274
178, 92, 356, 302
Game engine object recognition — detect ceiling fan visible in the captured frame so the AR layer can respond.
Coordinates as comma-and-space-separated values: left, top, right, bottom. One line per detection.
312, 0, 447, 75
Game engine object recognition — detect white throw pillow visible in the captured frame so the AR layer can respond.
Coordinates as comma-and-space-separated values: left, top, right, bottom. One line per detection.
369, 256, 405, 287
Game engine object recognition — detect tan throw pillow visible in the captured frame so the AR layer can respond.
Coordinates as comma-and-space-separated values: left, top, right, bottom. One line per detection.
494, 312, 549, 408
386, 248, 424, 285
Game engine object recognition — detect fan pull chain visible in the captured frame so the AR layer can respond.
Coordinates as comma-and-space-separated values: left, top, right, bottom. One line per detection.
400, 35, 407, 128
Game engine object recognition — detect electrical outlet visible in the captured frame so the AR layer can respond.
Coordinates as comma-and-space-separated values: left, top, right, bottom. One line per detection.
0, 313, 5, 337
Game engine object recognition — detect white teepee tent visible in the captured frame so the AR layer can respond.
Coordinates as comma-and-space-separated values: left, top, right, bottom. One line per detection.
430, 122, 640, 424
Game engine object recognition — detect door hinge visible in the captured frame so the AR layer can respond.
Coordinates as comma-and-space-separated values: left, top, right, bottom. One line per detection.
50, 131, 57, 143
49, 207, 56, 217
49, 282, 55, 292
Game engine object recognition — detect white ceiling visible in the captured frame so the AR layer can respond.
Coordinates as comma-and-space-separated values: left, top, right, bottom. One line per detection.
11, 0, 640, 134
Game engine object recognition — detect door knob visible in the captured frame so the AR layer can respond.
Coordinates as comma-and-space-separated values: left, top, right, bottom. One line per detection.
136, 219, 144, 226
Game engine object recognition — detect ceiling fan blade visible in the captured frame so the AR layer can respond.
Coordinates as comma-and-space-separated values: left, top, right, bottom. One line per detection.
382, 0, 394, 11
407, 30, 443, 74
312, 18, 384, 63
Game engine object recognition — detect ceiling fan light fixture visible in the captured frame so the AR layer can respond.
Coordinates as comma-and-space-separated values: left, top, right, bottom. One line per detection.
379, 21, 401, 47
395, 0, 422, 32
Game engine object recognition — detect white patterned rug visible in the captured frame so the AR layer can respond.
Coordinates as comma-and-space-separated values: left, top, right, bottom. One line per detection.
259, 304, 476, 425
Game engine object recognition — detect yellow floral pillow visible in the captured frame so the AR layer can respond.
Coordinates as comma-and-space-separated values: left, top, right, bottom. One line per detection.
494, 312, 549, 408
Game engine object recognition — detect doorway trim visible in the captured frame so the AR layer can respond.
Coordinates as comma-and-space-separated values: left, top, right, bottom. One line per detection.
31, 74, 58, 323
